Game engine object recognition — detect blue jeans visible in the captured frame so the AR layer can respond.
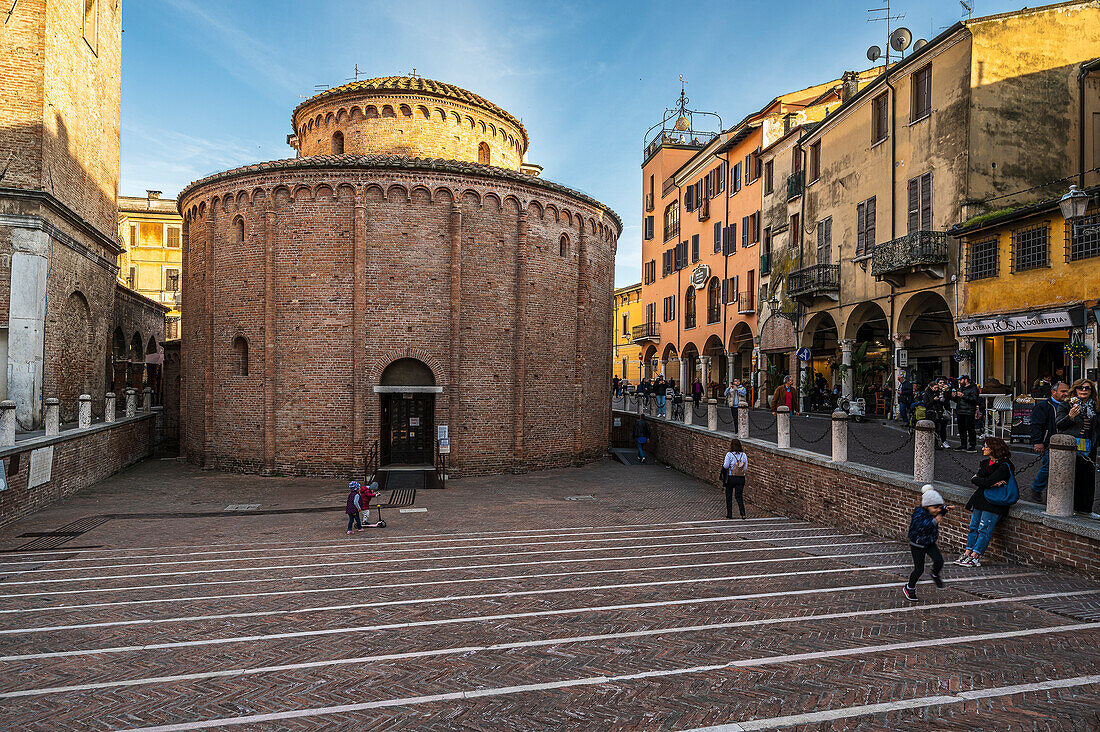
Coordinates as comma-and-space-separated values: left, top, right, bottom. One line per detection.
656, 395, 666, 416
898, 399, 912, 423
966, 510, 1000, 555
347, 512, 361, 531
1031, 449, 1050, 496
636, 438, 646, 460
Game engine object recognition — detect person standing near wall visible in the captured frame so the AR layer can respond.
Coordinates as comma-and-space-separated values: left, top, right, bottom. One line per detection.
771, 375, 797, 415
1056, 379, 1098, 517
953, 375, 980, 452
725, 378, 747, 425
721, 438, 748, 519
1029, 381, 1069, 503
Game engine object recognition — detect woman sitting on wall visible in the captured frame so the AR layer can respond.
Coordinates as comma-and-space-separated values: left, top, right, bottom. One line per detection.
956, 436, 1017, 567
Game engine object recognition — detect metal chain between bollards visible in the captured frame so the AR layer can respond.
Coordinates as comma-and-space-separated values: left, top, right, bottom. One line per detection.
790, 418, 832, 445
717, 408, 738, 425
748, 411, 777, 431
692, 404, 709, 419
848, 426, 914, 455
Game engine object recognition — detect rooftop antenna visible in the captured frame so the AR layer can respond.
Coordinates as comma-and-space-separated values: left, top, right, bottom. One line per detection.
347, 64, 364, 83
867, 0, 905, 64
960, 1, 973, 20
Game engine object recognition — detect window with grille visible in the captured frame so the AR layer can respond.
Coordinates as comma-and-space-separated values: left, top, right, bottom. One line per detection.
167, 227, 181, 248
872, 92, 889, 144
1011, 223, 1050, 272
911, 65, 932, 122
966, 237, 999, 280
1067, 211, 1100, 261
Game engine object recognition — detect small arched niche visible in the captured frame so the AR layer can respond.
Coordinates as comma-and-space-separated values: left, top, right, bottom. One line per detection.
380, 358, 435, 387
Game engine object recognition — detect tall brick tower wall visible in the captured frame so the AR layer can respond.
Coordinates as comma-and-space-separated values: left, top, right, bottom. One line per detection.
290, 77, 527, 170
180, 78, 620, 478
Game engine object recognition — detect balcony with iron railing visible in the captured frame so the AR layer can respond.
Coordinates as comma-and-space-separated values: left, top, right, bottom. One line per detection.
631, 321, 660, 343
786, 263, 840, 304
870, 230, 949, 287
737, 290, 755, 314
697, 198, 710, 221
786, 170, 804, 201
645, 193, 654, 212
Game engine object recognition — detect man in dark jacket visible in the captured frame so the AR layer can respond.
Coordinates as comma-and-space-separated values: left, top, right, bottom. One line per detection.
1028, 381, 1070, 503
953, 375, 981, 451
653, 375, 667, 417
633, 416, 651, 463
897, 373, 915, 424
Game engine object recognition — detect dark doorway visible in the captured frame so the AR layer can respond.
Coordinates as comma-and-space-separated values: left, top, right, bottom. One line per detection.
382, 394, 434, 465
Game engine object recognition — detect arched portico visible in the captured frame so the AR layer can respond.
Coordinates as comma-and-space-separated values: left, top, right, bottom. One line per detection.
728, 322, 754, 383
843, 302, 892, 414
897, 291, 957, 386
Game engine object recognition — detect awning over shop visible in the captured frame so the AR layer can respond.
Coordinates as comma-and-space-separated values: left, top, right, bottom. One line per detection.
957, 305, 1086, 337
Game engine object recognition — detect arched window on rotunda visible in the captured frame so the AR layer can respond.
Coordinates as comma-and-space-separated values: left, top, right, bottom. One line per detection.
478, 142, 490, 166
332, 130, 344, 155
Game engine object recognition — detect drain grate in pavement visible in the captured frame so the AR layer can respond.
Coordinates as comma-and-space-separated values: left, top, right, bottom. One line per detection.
9, 515, 113, 552
564, 495, 596, 501
223, 504, 261, 511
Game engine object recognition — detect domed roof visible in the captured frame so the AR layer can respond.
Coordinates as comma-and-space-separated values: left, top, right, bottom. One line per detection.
292, 75, 528, 151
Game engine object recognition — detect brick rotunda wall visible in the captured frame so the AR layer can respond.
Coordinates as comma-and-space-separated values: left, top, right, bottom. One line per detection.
292, 90, 526, 169
179, 157, 619, 478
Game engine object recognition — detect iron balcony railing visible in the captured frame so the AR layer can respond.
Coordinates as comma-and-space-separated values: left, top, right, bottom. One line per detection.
786, 170, 804, 201
697, 197, 710, 221
870, 230, 949, 277
787, 263, 840, 299
631, 321, 660, 343
737, 290, 755, 314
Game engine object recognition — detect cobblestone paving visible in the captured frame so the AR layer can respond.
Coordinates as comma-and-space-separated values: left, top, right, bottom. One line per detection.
0, 458, 1097, 730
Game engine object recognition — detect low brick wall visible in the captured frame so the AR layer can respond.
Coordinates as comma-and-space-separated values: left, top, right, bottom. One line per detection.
614, 410, 1100, 579
0, 413, 158, 528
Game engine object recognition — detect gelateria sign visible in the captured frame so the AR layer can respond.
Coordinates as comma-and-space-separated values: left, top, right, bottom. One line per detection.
956, 307, 1085, 336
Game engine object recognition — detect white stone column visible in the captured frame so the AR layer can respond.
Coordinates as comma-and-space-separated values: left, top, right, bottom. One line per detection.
707, 398, 718, 431
44, 398, 59, 436
78, 394, 92, 429
125, 388, 137, 417
754, 347, 767, 408
831, 409, 848, 462
679, 357, 689, 396
0, 401, 16, 446
660, 360, 668, 378
726, 356, 735, 386
142, 387, 153, 411
699, 356, 711, 398
914, 419, 936, 483
1045, 434, 1077, 517
839, 339, 855, 400
738, 407, 749, 439
104, 393, 116, 424
683, 395, 692, 426
776, 406, 791, 448
957, 336, 974, 378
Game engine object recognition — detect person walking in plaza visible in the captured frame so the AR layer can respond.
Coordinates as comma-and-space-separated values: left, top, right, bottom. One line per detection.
725, 378, 747, 425
903, 485, 950, 600
638, 377, 651, 410
1056, 378, 1099, 517
1029, 380, 1069, 503
633, 415, 651, 463
654, 374, 667, 418
721, 438, 748, 519
953, 375, 980, 452
923, 378, 950, 449
612, 376, 621, 398
956, 437, 1016, 567
771, 375, 797, 415
691, 377, 704, 407
345, 481, 365, 534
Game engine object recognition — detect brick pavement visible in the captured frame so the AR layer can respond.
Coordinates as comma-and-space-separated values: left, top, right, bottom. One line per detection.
0, 458, 1097, 730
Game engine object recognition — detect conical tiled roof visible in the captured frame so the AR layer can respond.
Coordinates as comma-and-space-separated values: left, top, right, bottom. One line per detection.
292, 75, 527, 151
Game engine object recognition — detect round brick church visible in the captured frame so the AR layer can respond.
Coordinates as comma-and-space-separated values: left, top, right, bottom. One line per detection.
178, 75, 620, 477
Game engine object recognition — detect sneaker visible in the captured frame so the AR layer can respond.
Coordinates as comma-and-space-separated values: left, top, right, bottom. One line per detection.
357, 528, 364, 532
903, 585, 918, 601
347, 530, 353, 535
953, 555, 969, 565
941, 441, 951, 449
969, 556, 981, 567
931, 574, 944, 588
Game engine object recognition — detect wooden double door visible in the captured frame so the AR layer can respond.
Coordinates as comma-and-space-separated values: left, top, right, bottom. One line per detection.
382, 394, 434, 465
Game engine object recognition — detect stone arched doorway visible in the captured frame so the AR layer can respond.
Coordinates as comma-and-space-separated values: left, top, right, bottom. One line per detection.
377, 358, 439, 466
898, 292, 957, 387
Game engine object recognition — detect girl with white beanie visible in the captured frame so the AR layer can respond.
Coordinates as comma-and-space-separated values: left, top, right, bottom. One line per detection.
903, 484, 952, 601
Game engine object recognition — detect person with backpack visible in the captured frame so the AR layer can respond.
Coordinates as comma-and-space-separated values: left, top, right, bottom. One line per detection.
633, 416, 651, 463
345, 481, 365, 534
721, 438, 749, 519
955, 437, 1017, 567
903, 485, 951, 601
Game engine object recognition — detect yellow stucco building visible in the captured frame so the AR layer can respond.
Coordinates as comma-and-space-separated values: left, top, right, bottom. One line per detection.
952, 183, 1100, 392
117, 191, 182, 339
613, 282, 644, 383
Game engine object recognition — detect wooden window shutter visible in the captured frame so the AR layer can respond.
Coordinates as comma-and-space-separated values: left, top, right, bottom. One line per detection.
722, 278, 729, 304
754, 212, 761, 242
920, 172, 932, 231
685, 186, 693, 211
907, 177, 920, 233
856, 201, 866, 254
742, 216, 749, 247
866, 196, 876, 249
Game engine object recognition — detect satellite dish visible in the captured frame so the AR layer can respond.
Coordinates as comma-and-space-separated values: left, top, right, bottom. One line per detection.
914, 38, 928, 51
867, 45, 882, 62
890, 27, 913, 52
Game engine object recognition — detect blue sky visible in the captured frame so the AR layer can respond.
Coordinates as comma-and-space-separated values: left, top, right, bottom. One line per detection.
120, 0, 1026, 287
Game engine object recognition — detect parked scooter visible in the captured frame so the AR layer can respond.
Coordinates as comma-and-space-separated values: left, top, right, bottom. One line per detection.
838, 396, 867, 422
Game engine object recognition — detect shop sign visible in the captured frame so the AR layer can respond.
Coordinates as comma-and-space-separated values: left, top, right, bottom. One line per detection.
957, 308, 1084, 336
690, 264, 710, 289
1011, 395, 1036, 439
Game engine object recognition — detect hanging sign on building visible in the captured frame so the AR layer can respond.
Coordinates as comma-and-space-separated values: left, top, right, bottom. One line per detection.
690, 264, 711, 289
957, 308, 1085, 336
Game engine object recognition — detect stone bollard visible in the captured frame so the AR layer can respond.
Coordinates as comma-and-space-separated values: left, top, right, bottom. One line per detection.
78, 394, 92, 429
776, 406, 791, 449
635, 395, 643, 416
1045, 434, 1078, 517
44, 398, 60, 436
0, 401, 15, 446
707, 399, 718, 431
914, 419, 936, 483
142, 387, 153, 411
104, 393, 116, 424
831, 410, 848, 462
737, 408, 749, 440
125, 388, 137, 417
648, 395, 657, 418
683, 398, 693, 426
